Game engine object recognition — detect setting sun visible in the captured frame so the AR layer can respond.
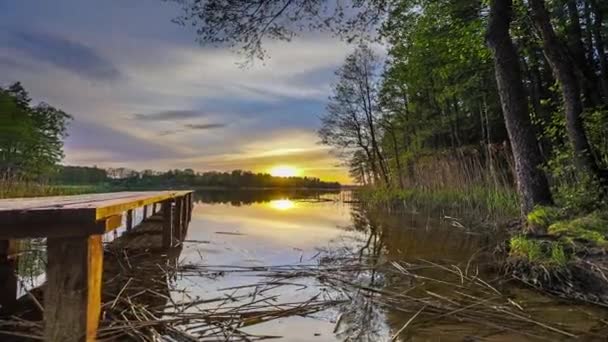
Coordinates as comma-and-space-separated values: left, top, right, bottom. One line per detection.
269, 165, 300, 177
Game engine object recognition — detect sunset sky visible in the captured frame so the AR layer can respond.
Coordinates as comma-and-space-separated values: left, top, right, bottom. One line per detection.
0, 1, 354, 183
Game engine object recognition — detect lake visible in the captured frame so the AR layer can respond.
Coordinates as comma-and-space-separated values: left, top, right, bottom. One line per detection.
172, 190, 608, 341
8, 189, 608, 340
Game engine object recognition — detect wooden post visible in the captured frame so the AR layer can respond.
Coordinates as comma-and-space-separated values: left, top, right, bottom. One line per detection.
45, 234, 103, 342
162, 200, 173, 249
143, 205, 148, 219
126, 209, 133, 232
152, 203, 157, 214
0, 239, 18, 310
180, 197, 187, 239
173, 198, 183, 244
187, 193, 193, 222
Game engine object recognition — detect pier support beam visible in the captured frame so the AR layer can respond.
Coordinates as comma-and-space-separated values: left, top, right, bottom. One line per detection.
0, 239, 18, 310
45, 234, 103, 342
162, 200, 173, 249
126, 209, 133, 232
173, 198, 183, 244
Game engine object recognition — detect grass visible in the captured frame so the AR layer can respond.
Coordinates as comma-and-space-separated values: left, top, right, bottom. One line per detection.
526, 206, 562, 231
510, 235, 543, 261
357, 185, 519, 224
547, 212, 608, 246
509, 235, 569, 267
0, 180, 110, 199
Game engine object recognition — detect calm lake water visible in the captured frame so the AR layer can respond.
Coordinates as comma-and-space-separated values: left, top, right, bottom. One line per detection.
9, 190, 608, 341
172, 190, 608, 341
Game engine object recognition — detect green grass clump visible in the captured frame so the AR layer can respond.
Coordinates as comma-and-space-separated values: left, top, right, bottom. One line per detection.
527, 206, 561, 230
509, 236, 570, 266
550, 242, 568, 266
510, 235, 543, 261
548, 212, 608, 245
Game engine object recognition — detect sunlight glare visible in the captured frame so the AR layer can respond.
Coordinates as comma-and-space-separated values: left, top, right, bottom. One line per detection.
269, 199, 295, 211
269, 165, 299, 177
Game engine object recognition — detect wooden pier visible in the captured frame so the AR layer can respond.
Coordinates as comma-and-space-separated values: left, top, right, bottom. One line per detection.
0, 191, 194, 342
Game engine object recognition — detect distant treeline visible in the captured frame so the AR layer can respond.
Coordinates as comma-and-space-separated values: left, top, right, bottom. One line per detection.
53, 166, 341, 189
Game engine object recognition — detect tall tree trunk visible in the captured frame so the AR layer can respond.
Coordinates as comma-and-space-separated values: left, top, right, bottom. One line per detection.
566, 0, 602, 106
529, 0, 607, 186
486, 0, 554, 219
591, 0, 608, 103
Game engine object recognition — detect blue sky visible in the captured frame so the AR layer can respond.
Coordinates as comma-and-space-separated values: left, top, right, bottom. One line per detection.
0, 0, 355, 182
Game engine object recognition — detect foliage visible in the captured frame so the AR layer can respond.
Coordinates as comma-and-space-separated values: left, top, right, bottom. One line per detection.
47, 164, 341, 189
550, 242, 568, 267
526, 206, 561, 230
52, 165, 108, 185
318, 44, 389, 185
548, 212, 608, 245
509, 235, 570, 266
0, 180, 105, 199
0, 82, 71, 180
510, 236, 544, 262
172, 0, 386, 59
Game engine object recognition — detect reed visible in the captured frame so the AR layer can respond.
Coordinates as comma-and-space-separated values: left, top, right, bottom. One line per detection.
360, 147, 519, 224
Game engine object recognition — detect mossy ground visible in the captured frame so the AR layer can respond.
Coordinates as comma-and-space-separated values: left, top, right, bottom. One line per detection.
505, 207, 608, 305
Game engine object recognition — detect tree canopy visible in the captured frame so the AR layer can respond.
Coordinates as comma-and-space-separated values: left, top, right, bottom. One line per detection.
0, 83, 71, 180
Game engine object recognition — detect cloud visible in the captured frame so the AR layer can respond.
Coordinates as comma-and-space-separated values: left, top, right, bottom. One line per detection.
64, 119, 187, 164
159, 122, 227, 136
133, 110, 208, 121
184, 123, 227, 130
6, 30, 121, 81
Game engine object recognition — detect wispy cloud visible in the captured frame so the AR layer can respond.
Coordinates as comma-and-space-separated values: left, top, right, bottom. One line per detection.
184, 123, 227, 130
6, 30, 121, 81
133, 110, 207, 121
159, 122, 227, 136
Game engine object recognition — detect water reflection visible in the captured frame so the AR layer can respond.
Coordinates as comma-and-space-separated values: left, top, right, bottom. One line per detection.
269, 199, 296, 211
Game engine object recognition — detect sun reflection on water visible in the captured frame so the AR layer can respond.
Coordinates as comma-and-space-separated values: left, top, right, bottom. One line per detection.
269, 199, 295, 211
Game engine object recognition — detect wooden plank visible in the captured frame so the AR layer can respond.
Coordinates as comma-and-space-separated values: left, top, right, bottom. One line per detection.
0, 190, 194, 220
0, 240, 18, 310
45, 234, 103, 342
162, 200, 173, 249
94, 191, 192, 220
0, 191, 193, 238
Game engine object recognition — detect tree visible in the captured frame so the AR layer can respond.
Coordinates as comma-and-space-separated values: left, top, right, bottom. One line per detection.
0, 83, 71, 179
486, 0, 554, 217
528, 0, 608, 190
318, 45, 390, 185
